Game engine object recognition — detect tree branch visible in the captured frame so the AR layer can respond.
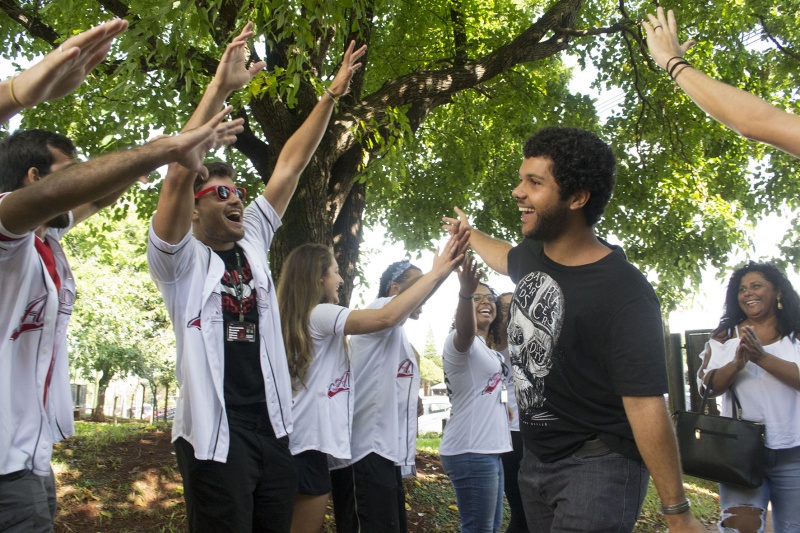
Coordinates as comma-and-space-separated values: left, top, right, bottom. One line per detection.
0, 0, 60, 44
754, 13, 800, 63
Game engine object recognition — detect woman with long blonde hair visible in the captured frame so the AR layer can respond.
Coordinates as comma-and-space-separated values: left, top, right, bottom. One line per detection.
277, 236, 465, 533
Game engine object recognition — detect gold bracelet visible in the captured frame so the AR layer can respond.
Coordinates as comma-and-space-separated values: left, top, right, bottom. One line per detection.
8, 77, 24, 108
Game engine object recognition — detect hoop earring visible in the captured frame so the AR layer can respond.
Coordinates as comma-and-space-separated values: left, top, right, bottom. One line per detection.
777, 296, 783, 310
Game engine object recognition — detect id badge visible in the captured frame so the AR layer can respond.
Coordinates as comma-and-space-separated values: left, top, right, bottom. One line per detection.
227, 321, 256, 343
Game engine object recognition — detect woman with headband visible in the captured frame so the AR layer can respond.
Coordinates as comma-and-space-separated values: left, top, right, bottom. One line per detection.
330, 247, 466, 532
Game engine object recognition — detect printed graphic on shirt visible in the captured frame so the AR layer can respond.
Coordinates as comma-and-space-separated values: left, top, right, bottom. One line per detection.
221, 260, 256, 315
397, 358, 414, 378
481, 371, 504, 395
508, 271, 563, 423
327, 370, 351, 398
11, 295, 46, 340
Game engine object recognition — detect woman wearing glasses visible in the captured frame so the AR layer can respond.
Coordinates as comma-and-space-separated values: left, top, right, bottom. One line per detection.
441, 256, 512, 533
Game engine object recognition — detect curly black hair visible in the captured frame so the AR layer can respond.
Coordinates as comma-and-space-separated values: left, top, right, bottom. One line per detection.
714, 261, 800, 340
523, 126, 616, 226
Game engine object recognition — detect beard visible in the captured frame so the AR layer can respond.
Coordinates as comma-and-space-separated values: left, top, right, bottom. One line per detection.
523, 200, 569, 241
46, 212, 70, 229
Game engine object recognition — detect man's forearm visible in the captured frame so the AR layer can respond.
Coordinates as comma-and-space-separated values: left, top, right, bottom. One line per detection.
1, 138, 177, 235
468, 228, 512, 276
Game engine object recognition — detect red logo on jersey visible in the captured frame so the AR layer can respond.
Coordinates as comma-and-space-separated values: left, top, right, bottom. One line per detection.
327, 371, 351, 397
187, 315, 201, 330
481, 371, 503, 395
11, 296, 47, 340
397, 358, 414, 378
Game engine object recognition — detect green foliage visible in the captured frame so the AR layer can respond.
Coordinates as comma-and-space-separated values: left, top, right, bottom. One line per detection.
64, 208, 176, 392
2, 0, 798, 312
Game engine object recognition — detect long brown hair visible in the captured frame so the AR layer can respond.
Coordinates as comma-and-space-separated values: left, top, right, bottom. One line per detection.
277, 243, 334, 389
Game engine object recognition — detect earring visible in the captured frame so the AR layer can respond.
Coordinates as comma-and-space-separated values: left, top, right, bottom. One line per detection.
777, 296, 783, 310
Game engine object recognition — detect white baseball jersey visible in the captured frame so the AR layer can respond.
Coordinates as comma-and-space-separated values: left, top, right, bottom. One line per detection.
440, 332, 511, 456
289, 303, 353, 459
147, 195, 293, 462
331, 296, 420, 468
0, 193, 75, 476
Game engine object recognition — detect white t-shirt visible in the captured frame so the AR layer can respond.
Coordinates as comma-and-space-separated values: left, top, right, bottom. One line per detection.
331, 296, 420, 468
501, 347, 519, 432
705, 334, 800, 449
440, 331, 512, 456
289, 303, 353, 459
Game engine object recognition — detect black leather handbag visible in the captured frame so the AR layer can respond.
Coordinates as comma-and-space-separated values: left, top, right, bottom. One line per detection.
672, 369, 766, 488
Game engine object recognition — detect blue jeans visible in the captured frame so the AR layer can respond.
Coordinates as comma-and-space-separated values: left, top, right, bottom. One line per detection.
441, 453, 504, 533
518, 439, 649, 533
719, 445, 800, 533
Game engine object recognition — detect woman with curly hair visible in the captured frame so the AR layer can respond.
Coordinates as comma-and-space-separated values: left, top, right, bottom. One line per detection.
440, 256, 511, 533
699, 261, 800, 532
277, 238, 463, 533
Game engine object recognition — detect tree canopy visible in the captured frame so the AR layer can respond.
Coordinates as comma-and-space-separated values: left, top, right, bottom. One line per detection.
2, 0, 798, 310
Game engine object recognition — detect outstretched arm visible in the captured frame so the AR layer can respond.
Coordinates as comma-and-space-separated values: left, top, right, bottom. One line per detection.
151, 23, 262, 244
183, 21, 266, 131
623, 396, 705, 532
1, 108, 241, 236
644, 7, 800, 158
344, 231, 466, 335
443, 206, 512, 275
0, 18, 128, 124
452, 256, 481, 353
264, 40, 367, 218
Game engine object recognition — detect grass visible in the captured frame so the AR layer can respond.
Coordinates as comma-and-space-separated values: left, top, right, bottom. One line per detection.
53, 422, 720, 532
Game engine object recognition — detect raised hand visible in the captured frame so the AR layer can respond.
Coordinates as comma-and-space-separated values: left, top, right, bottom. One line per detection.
327, 40, 368, 98
166, 106, 243, 178
442, 206, 472, 238
643, 7, 696, 71
213, 21, 266, 94
10, 19, 128, 108
457, 255, 482, 296
430, 233, 467, 278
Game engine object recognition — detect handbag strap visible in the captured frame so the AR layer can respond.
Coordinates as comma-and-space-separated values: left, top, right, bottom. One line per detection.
704, 368, 744, 419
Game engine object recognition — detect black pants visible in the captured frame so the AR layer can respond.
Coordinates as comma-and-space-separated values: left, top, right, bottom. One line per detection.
502, 431, 529, 532
330, 453, 407, 533
174, 404, 297, 532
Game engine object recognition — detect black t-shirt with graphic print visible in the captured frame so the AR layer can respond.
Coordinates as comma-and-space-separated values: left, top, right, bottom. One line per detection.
507, 237, 668, 462
216, 244, 266, 406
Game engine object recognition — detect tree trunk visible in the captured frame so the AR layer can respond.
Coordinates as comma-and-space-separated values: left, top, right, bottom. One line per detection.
91, 371, 113, 422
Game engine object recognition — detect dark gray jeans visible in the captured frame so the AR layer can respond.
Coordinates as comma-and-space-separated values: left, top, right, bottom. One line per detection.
518, 439, 649, 533
0, 468, 56, 532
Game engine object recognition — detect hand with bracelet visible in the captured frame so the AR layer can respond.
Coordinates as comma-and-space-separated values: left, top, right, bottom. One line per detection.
642, 7, 800, 158
324, 40, 368, 103
642, 7, 695, 80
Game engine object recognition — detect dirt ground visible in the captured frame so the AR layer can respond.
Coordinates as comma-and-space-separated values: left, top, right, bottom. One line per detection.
52, 426, 452, 532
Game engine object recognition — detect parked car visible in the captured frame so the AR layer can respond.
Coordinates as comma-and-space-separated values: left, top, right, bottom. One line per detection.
155, 406, 176, 421
418, 396, 451, 434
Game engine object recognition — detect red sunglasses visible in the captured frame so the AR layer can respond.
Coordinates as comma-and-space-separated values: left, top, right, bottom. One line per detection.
194, 185, 247, 202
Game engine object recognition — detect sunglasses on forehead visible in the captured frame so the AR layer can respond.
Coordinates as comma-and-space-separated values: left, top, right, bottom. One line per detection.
194, 185, 247, 202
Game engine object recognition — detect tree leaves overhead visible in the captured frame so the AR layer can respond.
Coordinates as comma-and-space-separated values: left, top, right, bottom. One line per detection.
2, 0, 798, 310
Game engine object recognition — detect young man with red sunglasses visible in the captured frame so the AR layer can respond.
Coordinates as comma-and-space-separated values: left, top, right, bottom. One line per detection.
146, 25, 367, 531
0, 20, 242, 532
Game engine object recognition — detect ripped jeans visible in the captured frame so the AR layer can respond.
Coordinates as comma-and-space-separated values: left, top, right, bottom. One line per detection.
719, 445, 800, 533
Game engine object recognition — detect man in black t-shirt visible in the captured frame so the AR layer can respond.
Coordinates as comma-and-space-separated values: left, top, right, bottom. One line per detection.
443, 127, 703, 532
